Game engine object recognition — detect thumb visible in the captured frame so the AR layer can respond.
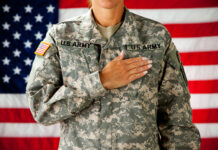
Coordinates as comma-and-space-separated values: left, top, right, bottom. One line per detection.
114, 50, 125, 61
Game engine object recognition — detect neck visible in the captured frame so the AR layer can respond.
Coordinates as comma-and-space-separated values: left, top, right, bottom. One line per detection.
92, 4, 124, 27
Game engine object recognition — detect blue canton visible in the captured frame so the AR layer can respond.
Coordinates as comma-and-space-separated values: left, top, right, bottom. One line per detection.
0, 0, 58, 93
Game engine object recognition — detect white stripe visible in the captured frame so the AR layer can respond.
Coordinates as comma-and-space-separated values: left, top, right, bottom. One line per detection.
191, 94, 218, 109
1, 92, 218, 109
59, 8, 218, 23
184, 65, 218, 80
59, 8, 89, 22
0, 123, 60, 137
130, 8, 218, 24
195, 123, 218, 138
0, 123, 217, 138
172, 37, 218, 52
0, 94, 28, 108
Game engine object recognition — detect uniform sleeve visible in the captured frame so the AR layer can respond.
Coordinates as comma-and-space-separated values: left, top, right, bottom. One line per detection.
157, 40, 201, 149
26, 26, 108, 125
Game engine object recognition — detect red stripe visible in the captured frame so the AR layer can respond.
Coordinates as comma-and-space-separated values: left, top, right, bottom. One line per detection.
180, 51, 218, 65
0, 138, 59, 150
201, 138, 218, 150
59, 0, 218, 9
0, 108, 36, 123
192, 109, 218, 123
165, 22, 218, 37
0, 137, 217, 150
36, 49, 46, 54
188, 80, 218, 94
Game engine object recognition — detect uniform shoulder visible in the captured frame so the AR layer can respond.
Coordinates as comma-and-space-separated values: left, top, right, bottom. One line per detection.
130, 11, 161, 25
39, 13, 88, 57
48, 13, 87, 34
129, 11, 171, 38
128, 11, 171, 47
57, 13, 85, 25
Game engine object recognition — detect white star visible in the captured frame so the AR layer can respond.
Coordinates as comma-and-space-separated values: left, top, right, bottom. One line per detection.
34, 31, 43, 40
24, 5, 33, 13
13, 66, 21, 75
2, 57, 10, 65
46, 22, 53, 30
2, 40, 10, 48
2, 22, 10, 30
35, 14, 43, 22
24, 57, 32, 66
24, 40, 32, 48
13, 31, 21, 40
24, 22, 32, 31
2, 5, 10, 13
13, 49, 21, 57
13, 14, 21, 22
24, 75, 29, 83
2, 75, 10, 83
46, 5, 55, 13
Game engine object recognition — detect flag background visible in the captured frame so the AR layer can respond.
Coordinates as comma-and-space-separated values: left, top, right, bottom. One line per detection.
0, 0, 218, 149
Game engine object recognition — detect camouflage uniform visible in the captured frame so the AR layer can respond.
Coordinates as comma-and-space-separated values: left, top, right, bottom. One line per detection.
26, 7, 201, 150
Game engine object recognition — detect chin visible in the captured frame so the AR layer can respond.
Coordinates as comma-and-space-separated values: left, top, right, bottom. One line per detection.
94, 0, 123, 9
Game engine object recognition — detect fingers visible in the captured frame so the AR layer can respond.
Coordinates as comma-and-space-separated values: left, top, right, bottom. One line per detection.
119, 51, 125, 60
128, 63, 152, 76
126, 57, 152, 82
128, 71, 148, 82
126, 58, 152, 71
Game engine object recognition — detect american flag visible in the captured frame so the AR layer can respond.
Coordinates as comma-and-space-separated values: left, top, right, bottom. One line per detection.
0, 0, 217, 149
35, 42, 50, 56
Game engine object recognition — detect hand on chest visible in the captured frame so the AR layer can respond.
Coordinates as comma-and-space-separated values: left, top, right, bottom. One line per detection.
57, 39, 164, 94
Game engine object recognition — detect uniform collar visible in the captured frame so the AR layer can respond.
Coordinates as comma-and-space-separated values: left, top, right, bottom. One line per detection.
110, 7, 143, 46
79, 6, 142, 46
78, 8, 105, 45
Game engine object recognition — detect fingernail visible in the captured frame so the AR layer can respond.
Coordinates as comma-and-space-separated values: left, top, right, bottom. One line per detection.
148, 60, 152, 64
148, 64, 152, 68
143, 71, 148, 74
142, 57, 148, 60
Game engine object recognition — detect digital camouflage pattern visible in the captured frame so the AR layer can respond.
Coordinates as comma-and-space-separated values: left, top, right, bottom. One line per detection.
26, 7, 201, 150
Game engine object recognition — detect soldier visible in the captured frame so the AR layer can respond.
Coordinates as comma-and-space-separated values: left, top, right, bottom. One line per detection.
26, 0, 201, 149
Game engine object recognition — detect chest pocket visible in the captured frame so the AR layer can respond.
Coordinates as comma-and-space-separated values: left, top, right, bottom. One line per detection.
117, 45, 163, 98
82, 45, 100, 73
117, 48, 154, 97
59, 44, 100, 81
